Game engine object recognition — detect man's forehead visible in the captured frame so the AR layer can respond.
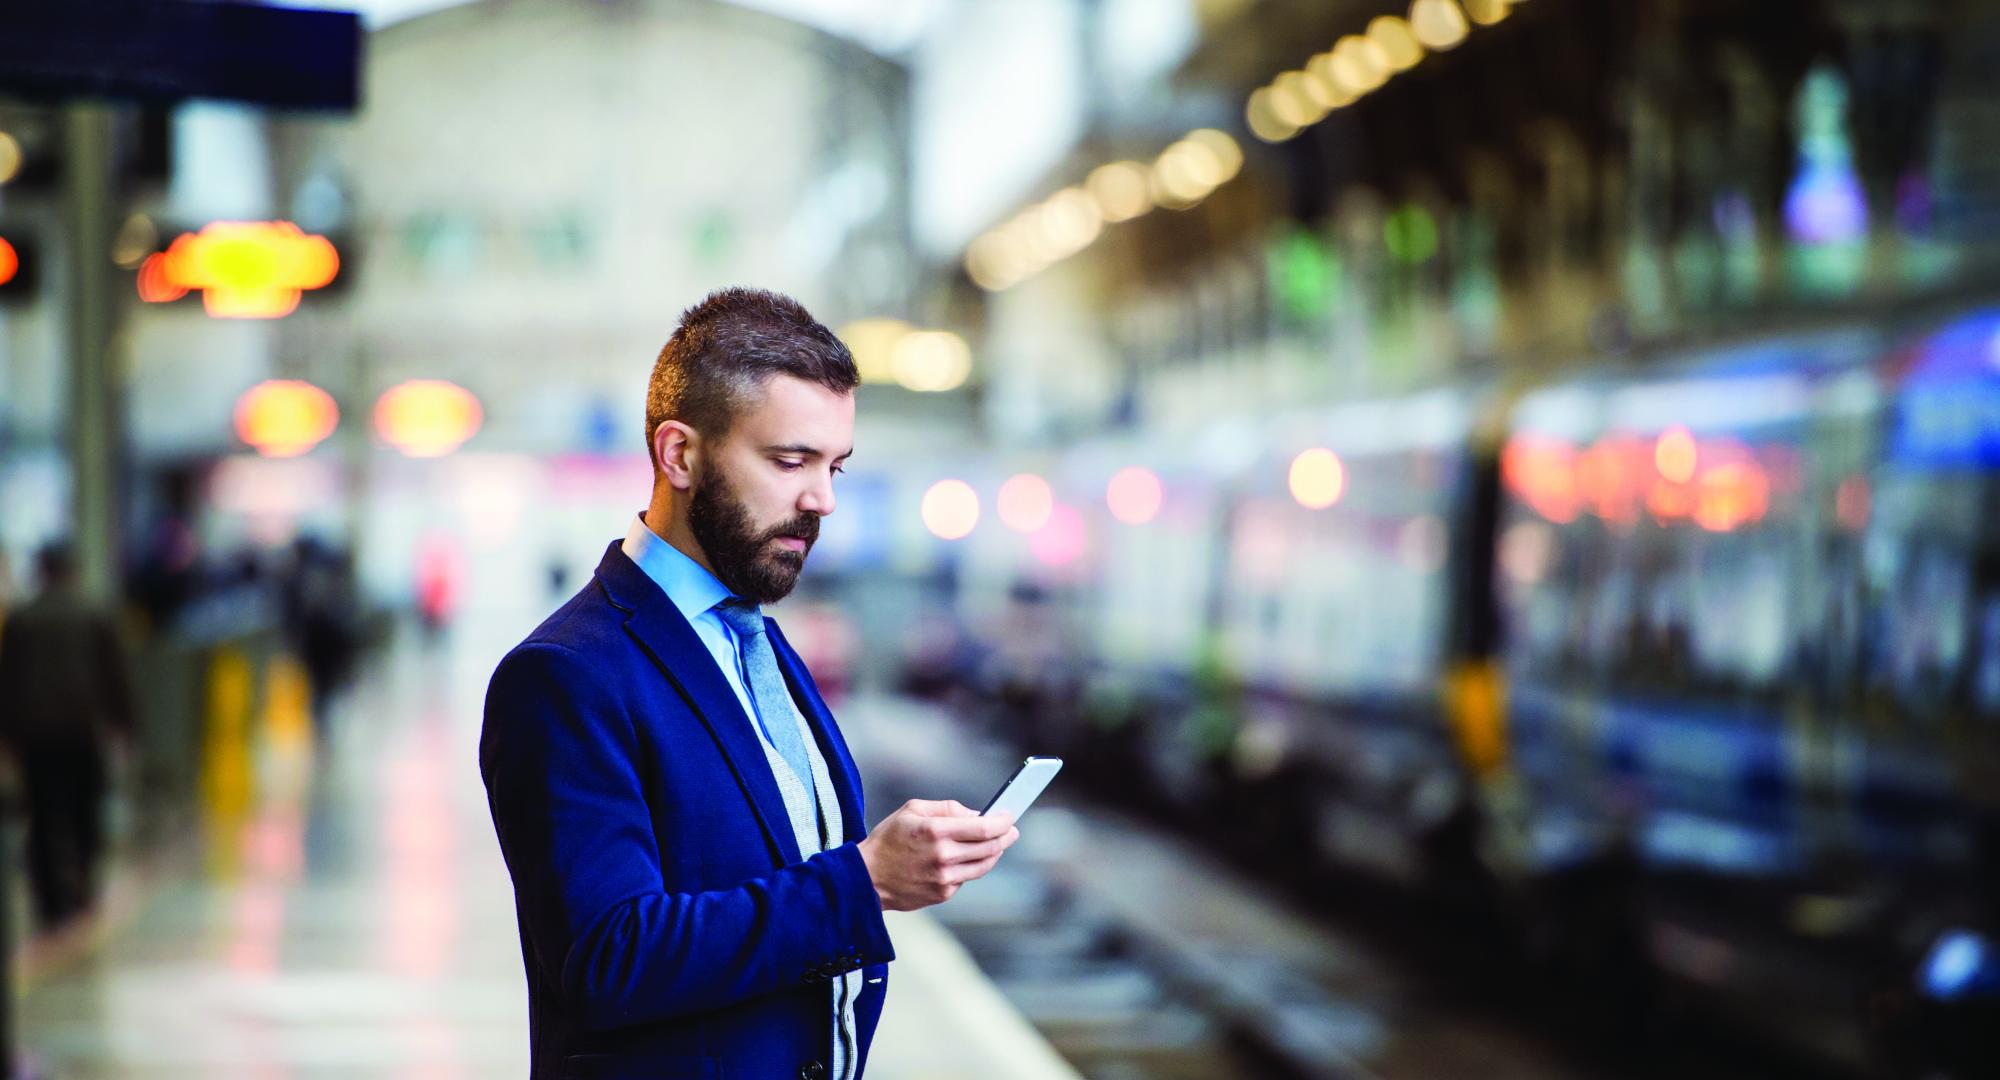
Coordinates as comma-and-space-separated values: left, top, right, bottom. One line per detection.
735, 375, 855, 447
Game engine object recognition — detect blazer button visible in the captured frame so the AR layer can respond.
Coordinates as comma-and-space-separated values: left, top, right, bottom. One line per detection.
800, 1061, 826, 1080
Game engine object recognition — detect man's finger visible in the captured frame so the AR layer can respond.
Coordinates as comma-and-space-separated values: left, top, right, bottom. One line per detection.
939, 835, 1010, 865
901, 799, 962, 817
943, 851, 1004, 886
928, 814, 1015, 842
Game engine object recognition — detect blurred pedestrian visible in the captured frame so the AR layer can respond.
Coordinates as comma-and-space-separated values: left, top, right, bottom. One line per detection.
0, 543, 133, 928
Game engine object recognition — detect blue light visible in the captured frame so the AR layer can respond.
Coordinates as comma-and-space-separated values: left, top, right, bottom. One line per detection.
1921, 929, 1997, 1001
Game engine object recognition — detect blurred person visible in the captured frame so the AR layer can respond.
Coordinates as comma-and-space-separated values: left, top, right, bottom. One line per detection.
282, 537, 362, 734
0, 542, 133, 928
481, 288, 1018, 1080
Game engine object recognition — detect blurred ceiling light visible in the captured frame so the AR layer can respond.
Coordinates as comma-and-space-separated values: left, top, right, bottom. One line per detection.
0, 237, 15, 287
891, 329, 972, 392
1655, 426, 1698, 484
1087, 161, 1153, 222
111, 213, 158, 269
1334, 35, 1392, 91
1463, 0, 1510, 26
1185, 129, 1244, 182
920, 479, 980, 541
1268, 72, 1324, 128
836, 316, 913, 383
1367, 15, 1426, 70
1299, 60, 1353, 109
965, 233, 1018, 291
997, 473, 1055, 533
235, 380, 339, 458
1154, 143, 1221, 204
1106, 466, 1164, 525
1289, 447, 1347, 509
136, 252, 188, 303
1246, 88, 1302, 143
0, 131, 18, 185
159, 221, 338, 319
1410, 0, 1470, 50
1038, 186, 1104, 256
374, 379, 483, 458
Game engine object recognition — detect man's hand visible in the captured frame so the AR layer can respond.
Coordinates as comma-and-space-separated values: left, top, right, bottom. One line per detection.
857, 799, 1019, 911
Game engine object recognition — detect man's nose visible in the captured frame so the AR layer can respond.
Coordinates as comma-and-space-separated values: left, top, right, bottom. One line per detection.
799, 471, 836, 516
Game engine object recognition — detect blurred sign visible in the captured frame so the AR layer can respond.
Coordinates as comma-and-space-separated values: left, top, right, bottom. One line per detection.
0, 2, 359, 111
138, 221, 339, 318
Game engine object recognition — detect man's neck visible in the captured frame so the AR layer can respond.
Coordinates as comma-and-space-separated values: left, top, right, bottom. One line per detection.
642, 504, 721, 580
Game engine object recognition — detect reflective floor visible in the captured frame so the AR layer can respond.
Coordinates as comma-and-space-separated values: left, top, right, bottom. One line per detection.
13, 629, 1078, 1080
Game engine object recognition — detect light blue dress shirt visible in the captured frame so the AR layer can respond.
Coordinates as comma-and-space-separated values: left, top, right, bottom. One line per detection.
621, 514, 766, 730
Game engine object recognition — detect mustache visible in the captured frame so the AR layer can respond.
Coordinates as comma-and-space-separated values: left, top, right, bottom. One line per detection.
759, 515, 819, 547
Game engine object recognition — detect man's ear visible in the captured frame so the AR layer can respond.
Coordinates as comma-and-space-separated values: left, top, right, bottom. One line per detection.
653, 420, 700, 492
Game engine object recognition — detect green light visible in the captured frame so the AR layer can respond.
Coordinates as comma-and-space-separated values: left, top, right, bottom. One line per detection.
1267, 226, 1340, 321
1384, 204, 1438, 263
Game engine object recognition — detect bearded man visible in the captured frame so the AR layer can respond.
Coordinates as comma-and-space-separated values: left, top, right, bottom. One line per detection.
480, 288, 1017, 1080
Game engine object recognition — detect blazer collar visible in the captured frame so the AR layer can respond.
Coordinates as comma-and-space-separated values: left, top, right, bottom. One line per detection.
595, 542, 802, 866
595, 542, 868, 854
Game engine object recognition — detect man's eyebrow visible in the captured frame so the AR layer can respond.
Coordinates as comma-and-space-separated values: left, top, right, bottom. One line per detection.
765, 444, 855, 462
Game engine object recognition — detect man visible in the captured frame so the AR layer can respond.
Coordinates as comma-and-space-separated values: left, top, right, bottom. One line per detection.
481, 287, 1018, 1080
0, 542, 133, 928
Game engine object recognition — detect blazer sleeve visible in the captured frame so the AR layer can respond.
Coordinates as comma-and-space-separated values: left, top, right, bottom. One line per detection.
479, 641, 894, 1031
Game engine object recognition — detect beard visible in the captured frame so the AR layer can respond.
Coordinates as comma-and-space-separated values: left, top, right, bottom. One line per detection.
687, 463, 819, 605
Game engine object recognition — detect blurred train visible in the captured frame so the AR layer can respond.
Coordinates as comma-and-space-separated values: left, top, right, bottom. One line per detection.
905, 304, 2000, 1075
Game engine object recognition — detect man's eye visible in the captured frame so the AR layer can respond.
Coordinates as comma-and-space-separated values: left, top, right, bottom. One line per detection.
832, 466, 846, 476
777, 460, 804, 471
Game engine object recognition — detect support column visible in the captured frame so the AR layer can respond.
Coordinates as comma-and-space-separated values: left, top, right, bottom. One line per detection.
62, 103, 121, 603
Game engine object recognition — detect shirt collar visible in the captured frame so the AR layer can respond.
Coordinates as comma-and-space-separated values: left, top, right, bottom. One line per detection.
622, 514, 736, 625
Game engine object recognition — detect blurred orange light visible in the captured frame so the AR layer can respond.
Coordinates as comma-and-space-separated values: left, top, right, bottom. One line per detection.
1289, 448, 1347, 510
1655, 427, 1698, 484
374, 380, 482, 458
137, 252, 189, 303
1577, 438, 1640, 525
1030, 503, 1088, 567
1693, 463, 1770, 532
234, 380, 339, 458
1501, 437, 1578, 523
0, 236, 16, 285
997, 473, 1054, 533
159, 221, 338, 318
921, 479, 980, 541
1106, 466, 1164, 524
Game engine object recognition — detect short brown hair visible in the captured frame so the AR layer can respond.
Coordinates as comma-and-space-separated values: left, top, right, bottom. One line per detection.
645, 287, 859, 454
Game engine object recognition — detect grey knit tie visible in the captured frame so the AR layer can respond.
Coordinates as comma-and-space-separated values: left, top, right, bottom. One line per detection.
714, 600, 817, 802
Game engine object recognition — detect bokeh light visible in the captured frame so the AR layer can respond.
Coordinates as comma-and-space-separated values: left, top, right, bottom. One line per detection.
1655, 427, 1699, 484
921, 479, 980, 540
1029, 503, 1088, 567
374, 380, 483, 458
998, 473, 1055, 533
1288, 448, 1347, 510
234, 380, 339, 458
1106, 466, 1164, 525
891, 330, 972, 392
1410, 0, 1471, 50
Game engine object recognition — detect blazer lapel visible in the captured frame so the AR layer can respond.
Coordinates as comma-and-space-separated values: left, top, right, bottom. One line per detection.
594, 543, 803, 866
767, 620, 866, 842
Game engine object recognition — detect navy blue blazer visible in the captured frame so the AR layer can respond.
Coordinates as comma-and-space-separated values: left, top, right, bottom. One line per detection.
480, 542, 894, 1080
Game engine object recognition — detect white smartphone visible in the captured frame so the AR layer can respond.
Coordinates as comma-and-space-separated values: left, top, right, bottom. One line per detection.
980, 756, 1063, 822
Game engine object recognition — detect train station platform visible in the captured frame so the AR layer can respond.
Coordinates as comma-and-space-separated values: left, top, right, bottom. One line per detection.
8, 632, 1081, 1080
